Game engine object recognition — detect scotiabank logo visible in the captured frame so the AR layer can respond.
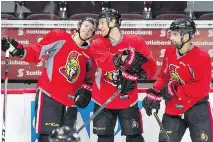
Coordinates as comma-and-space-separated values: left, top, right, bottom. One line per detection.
37, 38, 43, 43
195, 29, 200, 36
17, 40, 30, 45
17, 69, 42, 78
26, 29, 50, 35
159, 49, 166, 57
17, 69, 25, 77
18, 28, 24, 36
208, 49, 213, 58
160, 29, 167, 37
208, 29, 213, 37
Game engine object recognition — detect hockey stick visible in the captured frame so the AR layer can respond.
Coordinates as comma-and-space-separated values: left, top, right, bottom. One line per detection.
1, 43, 15, 142
72, 88, 121, 139
153, 112, 171, 142
49, 88, 122, 141
1, 50, 10, 142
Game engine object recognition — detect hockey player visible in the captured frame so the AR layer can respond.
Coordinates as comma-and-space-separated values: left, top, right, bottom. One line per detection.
142, 18, 212, 142
1, 17, 97, 142
90, 9, 157, 142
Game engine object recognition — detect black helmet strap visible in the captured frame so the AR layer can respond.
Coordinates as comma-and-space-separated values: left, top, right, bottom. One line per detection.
177, 31, 191, 49
104, 17, 119, 38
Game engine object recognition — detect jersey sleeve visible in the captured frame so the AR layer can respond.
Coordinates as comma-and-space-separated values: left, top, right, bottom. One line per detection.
90, 38, 117, 71
134, 36, 157, 80
153, 48, 170, 91
176, 53, 212, 101
23, 30, 66, 63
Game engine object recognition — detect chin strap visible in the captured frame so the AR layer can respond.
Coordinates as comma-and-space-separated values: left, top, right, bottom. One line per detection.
75, 28, 92, 42
72, 33, 89, 47
177, 33, 191, 50
104, 22, 119, 38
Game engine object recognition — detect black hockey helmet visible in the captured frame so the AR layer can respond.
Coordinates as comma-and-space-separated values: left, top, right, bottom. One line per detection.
98, 8, 122, 26
98, 8, 121, 38
169, 18, 196, 39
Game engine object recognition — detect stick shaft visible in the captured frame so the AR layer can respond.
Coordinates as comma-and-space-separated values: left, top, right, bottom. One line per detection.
153, 112, 171, 142
75, 89, 121, 133
2, 50, 10, 142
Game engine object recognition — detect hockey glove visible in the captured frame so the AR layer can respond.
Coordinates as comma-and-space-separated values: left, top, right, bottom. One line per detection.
132, 68, 149, 80
113, 48, 148, 73
160, 80, 179, 100
1, 37, 25, 57
117, 70, 138, 94
75, 83, 92, 108
142, 88, 162, 116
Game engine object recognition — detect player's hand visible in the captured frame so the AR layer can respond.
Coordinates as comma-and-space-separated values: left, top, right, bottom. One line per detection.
160, 80, 179, 100
1, 37, 25, 57
122, 48, 148, 73
74, 83, 92, 108
113, 47, 148, 77
1, 37, 10, 52
117, 69, 138, 94
142, 88, 162, 116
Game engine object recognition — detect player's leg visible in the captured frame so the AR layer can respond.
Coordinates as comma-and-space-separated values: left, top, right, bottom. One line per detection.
118, 103, 144, 142
61, 106, 77, 129
93, 103, 117, 142
35, 89, 64, 142
159, 113, 187, 142
187, 101, 213, 142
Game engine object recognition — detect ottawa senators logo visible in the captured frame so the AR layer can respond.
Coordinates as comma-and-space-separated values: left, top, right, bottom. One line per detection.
169, 64, 184, 85
200, 131, 208, 141
59, 51, 81, 83
104, 70, 120, 86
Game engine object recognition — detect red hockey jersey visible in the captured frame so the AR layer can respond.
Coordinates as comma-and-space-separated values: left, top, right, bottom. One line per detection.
23, 30, 96, 106
90, 35, 157, 109
153, 45, 212, 115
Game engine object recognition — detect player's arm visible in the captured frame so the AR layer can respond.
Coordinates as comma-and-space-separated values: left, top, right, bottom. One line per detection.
1, 30, 66, 63
74, 57, 97, 108
152, 48, 170, 91
24, 30, 67, 63
134, 36, 157, 80
176, 54, 211, 101
90, 39, 117, 71
142, 48, 170, 116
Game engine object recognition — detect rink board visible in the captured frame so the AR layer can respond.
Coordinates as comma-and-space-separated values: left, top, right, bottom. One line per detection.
0, 88, 213, 142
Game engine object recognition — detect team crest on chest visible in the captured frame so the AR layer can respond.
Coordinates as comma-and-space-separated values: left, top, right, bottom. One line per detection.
104, 70, 120, 86
59, 51, 81, 83
200, 131, 208, 141
169, 64, 185, 85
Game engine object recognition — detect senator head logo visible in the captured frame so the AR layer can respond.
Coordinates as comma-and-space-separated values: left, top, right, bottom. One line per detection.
59, 51, 81, 83
200, 131, 208, 141
169, 64, 184, 85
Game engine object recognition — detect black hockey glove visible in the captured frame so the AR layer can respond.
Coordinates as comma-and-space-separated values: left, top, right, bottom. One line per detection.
1, 37, 25, 57
49, 126, 80, 142
113, 47, 148, 75
160, 80, 179, 100
117, 70, 138, 95
142, 88, 162, 116
74, 83, 92, 108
